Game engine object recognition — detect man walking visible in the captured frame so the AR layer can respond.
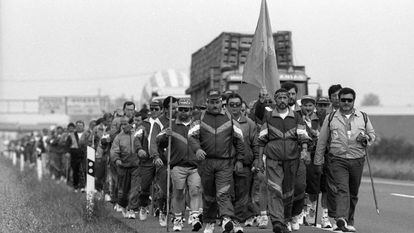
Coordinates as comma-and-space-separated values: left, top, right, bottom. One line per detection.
254, 88, 310, 233
227, 93, 259, 233
156, 98, 203, 232
188, 89, 246, 233
68, 120, 85, 192
314, 87, 375, 232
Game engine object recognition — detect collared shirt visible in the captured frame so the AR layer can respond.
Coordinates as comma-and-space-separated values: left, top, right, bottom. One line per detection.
314, 108, 376, 165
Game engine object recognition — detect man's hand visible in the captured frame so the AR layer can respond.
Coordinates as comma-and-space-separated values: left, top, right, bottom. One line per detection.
300, 150, 311, 165
165, 127, 172, 137
154, 157, 164, 168
356, 132, 369, 147
195, 149, 206, 160
234, 161, 243, 173
115, 160, 122, 167
137, 149, 147, 158
252, 158, 264, 173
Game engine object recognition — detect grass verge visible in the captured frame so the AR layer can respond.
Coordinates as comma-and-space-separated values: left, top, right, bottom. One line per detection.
363, 158, 414, 181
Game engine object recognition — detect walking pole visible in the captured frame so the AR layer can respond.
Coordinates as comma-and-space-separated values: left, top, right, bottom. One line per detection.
313, 192, 319, 226
166, 97, 173, 232
365, 148, 380, 215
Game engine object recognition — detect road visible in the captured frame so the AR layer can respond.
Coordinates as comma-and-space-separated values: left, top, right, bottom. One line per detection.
1, 152, 413, 233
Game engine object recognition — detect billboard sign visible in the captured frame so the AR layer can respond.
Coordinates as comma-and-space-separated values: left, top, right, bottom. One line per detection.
39, 96, 66, 114
66, 96, 102, 115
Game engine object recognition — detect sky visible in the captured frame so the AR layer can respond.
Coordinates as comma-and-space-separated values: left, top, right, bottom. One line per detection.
1, 0, 414, 106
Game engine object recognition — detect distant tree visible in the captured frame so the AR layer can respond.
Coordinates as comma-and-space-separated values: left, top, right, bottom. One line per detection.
361, 93, 380, 106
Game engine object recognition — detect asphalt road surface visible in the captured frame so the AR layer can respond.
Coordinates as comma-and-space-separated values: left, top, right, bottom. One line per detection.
111, 177, 414, 233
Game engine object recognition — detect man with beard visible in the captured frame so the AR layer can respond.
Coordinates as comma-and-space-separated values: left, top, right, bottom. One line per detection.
188, 89, 245, 233
254, 88, 310, 233
314, 87, 375, 232
150, 96, 178, 227
227, 93, 259, 233
156, 98, 202, 232
110, 116, 140, 219
281, 82, 300, 111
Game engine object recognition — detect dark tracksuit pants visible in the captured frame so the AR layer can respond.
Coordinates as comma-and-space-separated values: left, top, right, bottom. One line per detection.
266, 158, 300, 225
156, 165, 168, 213
325, 155, 338, 218
117, 166, 141, 209
330, 156, 364, 225
95, 156, 107, 192
200, 158, 235, 223
233, 167, 258, 222
138, 164, 156, 208
70, 149, 84, 189
109, 161, 118, 204
292, 160, 307, 217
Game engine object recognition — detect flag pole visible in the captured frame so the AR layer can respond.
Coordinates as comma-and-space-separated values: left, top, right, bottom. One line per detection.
166, 97, 173, 231
262, 0, 266, 90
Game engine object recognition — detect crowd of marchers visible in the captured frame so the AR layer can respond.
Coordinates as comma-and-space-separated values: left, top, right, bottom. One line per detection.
4, 82, 375, 233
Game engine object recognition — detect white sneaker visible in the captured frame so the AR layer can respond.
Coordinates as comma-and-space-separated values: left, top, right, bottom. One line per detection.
257, 215, 268, 229
139, 207, 149, 221
173, 217, 184, 231
297, 212, 304, 225
188, 213, 195, 225
114, 204, 123, 212
159, 212, 167, 227
346, 225, 357, 232
291, 215, 300, 231
203, 222, 215, 233
222, 217, 233, 233
321, 216, 332, 228
233, 220, 244, 233
104, 194, 111, 202
287, 222, 292, 232
191, 213, 203, 232
121, 208, 128, 218
244, 216, 256, 227
127, 210, 136, 219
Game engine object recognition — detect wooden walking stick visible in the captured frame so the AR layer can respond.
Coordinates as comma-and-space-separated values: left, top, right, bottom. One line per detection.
166, 97, 173, 231
365, 147, 380, 215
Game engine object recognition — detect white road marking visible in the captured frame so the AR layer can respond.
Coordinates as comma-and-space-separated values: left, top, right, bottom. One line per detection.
361, 178, 414, 187
390, 193, 414, 199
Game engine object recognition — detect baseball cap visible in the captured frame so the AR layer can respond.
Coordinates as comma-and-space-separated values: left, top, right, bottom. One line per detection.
150, 100, 162, 107
177, 98, 193, 108
301, 95, 316, 105
316, 97, 330, 104
207, 89, 222, 100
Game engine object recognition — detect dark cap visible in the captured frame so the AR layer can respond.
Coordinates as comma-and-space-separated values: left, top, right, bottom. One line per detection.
177, 98, 193, 108
316, 97, 330, 104
207, 89, 222, 100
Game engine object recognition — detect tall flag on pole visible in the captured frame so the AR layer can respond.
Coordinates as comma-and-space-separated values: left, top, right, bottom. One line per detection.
242, 0, 280, 96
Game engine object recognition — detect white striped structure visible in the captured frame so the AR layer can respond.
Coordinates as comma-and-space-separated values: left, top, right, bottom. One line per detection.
140, 69, 190, 105
86, 146, 96, 219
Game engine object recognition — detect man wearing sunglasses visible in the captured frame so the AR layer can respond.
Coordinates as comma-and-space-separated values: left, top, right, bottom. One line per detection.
314, 87, 375, 232
150, 96, 178, 227
156, 98, 202, 232
227, 93, 260, 233
255, 88, 311, 233
188, 89, 246, 233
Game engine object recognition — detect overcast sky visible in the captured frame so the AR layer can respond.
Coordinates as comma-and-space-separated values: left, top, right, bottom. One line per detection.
1, 0, 413, 106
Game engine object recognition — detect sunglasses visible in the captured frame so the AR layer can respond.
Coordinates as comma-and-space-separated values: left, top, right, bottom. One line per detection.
199, 106, 206, 110
178, 107, 191, 112
340, 98, 354, 103
228, 102, 242, 108
208, 100, 221, 105
150, 107, 161, 111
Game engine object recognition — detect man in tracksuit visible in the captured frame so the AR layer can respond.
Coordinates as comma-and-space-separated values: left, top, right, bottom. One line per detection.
156, 98, 203, 232
149, 96, 178, 227
68, 121, 86, 192
227, 93, 259, 233
133, 101, 162, 221
188, 89, 246, 233
110, 116, 140, 219
255, 88, 311, 233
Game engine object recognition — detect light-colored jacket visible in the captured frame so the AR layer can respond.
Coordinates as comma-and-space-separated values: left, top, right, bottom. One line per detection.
314, 109, 375, 165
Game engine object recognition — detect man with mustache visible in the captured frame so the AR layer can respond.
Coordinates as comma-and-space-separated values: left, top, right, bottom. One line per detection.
254, 88, 311, 233
314, 87, 375, 232
188, 89, 246, 233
